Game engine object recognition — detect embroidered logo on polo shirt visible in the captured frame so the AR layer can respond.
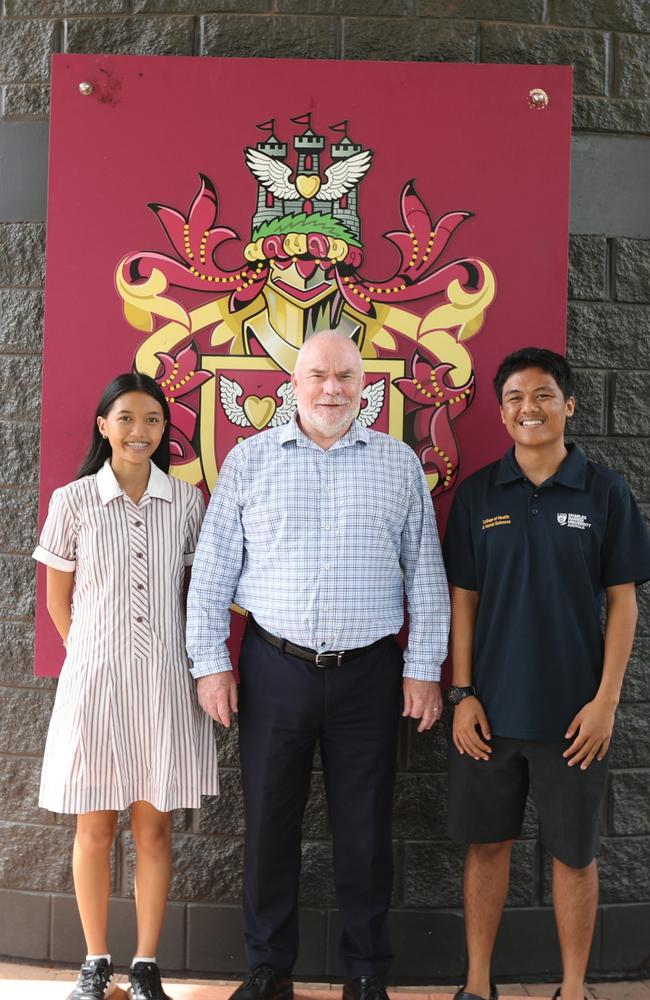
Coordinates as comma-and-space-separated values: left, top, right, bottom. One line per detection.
557, 512, 591, 529
482, 514, 512, 530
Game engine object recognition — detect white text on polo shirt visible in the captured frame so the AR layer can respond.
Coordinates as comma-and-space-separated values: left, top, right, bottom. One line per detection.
556, 513, 592, 529
482, 514, 512, 530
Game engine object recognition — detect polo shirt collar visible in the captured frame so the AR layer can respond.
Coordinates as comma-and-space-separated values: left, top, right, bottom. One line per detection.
96, 458, 172, 505
495, 443, 587, 490
279, 412, 369, 449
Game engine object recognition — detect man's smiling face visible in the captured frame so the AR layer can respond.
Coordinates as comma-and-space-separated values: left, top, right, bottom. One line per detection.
292, 333, 365, 446
499, 366, 575, 448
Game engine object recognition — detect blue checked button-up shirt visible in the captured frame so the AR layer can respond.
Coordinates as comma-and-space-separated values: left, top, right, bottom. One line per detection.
186, 416, 450, 681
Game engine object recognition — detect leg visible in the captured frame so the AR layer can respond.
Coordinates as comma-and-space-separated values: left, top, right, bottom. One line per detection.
238, 629, 321, 974
552, 858, 598, 1000
130, 800, 173, 957
526, 741, 607, 1000
73, 810, 119, 954
464, 841, 513, 998
447, 737, 529, 998
322, 639, 403, 978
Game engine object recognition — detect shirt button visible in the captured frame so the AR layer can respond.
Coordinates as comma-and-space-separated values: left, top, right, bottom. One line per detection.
137, 583, 144, 591
135, 520, 143, 527
324, 564, 331, 570
532, 493, 539, 499
135, 616, 143, 623
531, 508, 539, 515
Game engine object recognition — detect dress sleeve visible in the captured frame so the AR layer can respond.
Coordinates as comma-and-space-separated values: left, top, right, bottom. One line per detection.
184, 487, 206, 567
32, 487, 77, 572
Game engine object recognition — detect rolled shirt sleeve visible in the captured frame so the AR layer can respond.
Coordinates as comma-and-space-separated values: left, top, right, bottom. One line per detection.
186, 451, 245, 677
33, 487, 77, 572
400, 458, 450, 682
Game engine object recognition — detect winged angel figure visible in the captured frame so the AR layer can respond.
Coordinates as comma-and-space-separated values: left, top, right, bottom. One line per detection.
245, 147, 373, 201
219, 377, 385, 429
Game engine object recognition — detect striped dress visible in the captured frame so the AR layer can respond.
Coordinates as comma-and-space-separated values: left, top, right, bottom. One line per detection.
33, 459, 219, 813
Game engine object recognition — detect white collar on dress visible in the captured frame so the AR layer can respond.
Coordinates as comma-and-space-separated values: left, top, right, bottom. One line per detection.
96, 458, 173, 505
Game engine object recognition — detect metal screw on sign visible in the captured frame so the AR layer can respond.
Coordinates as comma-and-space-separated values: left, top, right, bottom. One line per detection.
79, 81, 94, 96
528, 88, 549, 109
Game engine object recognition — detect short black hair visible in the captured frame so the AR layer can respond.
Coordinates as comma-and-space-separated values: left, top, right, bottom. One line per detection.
493, 347, 574, 401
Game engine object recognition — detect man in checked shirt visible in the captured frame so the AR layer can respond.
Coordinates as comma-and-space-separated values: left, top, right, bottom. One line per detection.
187, 330, 450, 1000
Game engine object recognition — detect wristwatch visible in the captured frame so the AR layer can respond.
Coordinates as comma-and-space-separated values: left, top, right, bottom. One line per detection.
445, 684, 477, 706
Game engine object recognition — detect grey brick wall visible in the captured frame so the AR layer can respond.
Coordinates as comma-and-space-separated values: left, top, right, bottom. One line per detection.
0, 0, 648, 981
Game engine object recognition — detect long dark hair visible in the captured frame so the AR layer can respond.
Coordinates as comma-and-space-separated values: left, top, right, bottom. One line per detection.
77, 372, 171, 479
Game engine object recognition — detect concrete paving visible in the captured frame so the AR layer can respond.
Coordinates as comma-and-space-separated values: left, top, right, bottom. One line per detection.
0, 964, 648, 1000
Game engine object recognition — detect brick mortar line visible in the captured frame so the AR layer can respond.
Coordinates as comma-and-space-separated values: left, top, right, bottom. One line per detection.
0, 12, 644, 36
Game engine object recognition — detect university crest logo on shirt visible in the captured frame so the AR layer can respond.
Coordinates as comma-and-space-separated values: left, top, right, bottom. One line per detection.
115, 115, 496, 496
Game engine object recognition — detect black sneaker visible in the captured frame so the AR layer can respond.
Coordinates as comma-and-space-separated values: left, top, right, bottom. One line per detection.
66, 958, 116, 1000
128, 961, 171, 1000
229, 965, 294, 1000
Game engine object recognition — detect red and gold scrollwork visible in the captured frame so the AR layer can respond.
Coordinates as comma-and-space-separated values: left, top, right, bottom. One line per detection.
115, 121, 496, 497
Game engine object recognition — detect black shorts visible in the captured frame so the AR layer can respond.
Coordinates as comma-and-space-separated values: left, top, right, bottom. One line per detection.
447, 735, 608, 868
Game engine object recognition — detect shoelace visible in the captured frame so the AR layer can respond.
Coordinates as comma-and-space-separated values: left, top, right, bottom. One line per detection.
242, 967, 278, 992
357, 977, 388, 1000
78, 963, 110, 995
130, 962, 163, 999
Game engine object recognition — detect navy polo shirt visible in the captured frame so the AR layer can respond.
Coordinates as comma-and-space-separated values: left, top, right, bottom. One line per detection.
443, 444, 650, 740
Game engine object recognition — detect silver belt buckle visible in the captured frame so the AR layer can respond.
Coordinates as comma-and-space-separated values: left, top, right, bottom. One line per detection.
315, 650, 345, 668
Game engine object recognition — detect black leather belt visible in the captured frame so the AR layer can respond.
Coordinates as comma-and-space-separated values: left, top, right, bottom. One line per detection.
249, 616, 388, 668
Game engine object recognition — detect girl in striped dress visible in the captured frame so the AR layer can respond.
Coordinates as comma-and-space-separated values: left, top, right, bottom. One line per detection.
34, 373, 219, 1000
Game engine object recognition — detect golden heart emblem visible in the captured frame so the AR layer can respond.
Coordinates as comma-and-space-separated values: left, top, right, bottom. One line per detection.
296, 174, 321, 199
243, 394, 277, 430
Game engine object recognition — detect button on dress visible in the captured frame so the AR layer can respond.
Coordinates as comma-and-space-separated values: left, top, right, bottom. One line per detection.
33, 459, 219, 813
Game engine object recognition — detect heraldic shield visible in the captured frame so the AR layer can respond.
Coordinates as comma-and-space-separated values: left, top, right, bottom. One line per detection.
37, 56, 574, 676
116, 115, 496, 497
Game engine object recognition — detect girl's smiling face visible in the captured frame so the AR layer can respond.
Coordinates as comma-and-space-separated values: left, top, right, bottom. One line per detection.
97, 390, 166, 468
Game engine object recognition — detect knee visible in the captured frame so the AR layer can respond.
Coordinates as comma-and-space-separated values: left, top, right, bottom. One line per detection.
76, 818, 116, 855
553, 855, 597, 876
468, 840, 513, 862
132, 820, 171, 858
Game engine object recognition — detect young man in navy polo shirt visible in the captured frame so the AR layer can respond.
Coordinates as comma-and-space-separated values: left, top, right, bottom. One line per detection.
443, 347, 650, 1000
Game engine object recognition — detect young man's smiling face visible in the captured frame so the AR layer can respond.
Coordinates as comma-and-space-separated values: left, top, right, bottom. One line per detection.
499, 366, 575, 448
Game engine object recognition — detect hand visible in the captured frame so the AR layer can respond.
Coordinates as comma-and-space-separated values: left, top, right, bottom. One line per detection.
563, 697, 617, 769
452, 696, 492, 760
197, 671, 238, 728
402, 679, 443, 733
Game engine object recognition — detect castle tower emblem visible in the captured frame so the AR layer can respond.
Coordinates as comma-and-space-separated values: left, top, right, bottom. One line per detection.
246, 114, 372, 240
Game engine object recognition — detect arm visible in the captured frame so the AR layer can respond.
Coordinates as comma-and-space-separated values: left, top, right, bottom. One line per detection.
450, 586, 492, 760
400, 461, 451, 730
186, 456, 244, 727
46, 566, 75, 643
564, 581, 638, 769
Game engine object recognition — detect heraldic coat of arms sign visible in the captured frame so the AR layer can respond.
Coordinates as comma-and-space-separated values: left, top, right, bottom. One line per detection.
116, 112, 497, 498
36, 55, 572, 674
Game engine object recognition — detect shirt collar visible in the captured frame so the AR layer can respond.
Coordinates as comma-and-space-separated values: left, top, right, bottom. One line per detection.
96, 458, 172, 505
495, 443, 587, 490
279, 412, 370, 449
